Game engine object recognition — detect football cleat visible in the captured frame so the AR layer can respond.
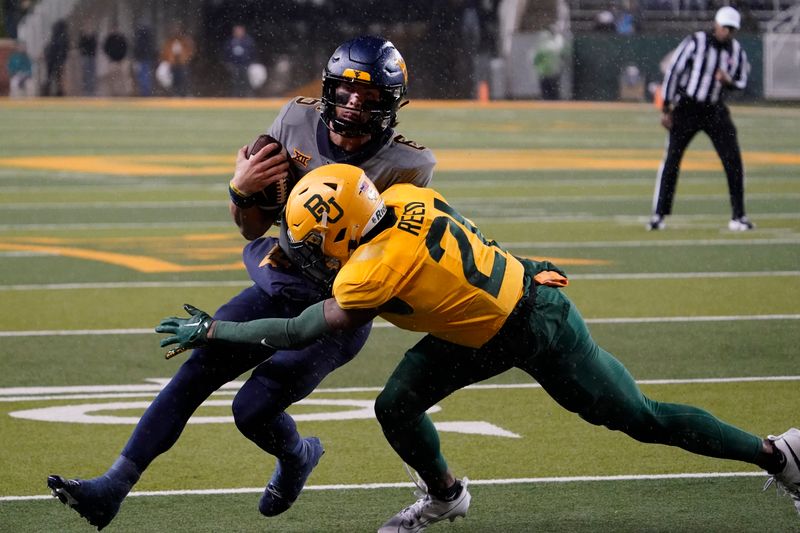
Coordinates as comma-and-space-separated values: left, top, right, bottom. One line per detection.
258, 436, 324, 516
728, 216, 754, 231
47, 475, 122, 531
378, 477, 471, 533
646, 215, 665, 231
763, 428, 800, 515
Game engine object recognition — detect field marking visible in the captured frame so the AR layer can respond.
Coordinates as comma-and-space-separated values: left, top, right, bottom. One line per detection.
2, 269, 798, 292
3, 213, 800, 231
568, 271, 800, 280
512, 237, 800, 248
0, 200, 227, 210
1, 149, 798, 176
3, 375, 799, 402
3, 97, 799, 115
480, 212, 800, 224
0, 470, 768, 502
0, 242, 240, 273
2, 192, 800, 210
1, 314, 798, 338
0, 221, 233, 231
0, 280, 251, 290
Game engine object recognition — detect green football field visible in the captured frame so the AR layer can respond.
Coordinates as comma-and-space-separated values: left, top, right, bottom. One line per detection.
0, 98, 798, 532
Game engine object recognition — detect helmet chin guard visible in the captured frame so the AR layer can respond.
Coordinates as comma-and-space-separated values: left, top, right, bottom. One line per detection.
279, 221, 340, 289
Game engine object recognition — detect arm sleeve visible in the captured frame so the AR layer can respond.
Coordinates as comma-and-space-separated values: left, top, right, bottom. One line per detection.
414, 158, 435, 187
211, 300, 332, 349
661, 35, 695, 111
731, 47, 748, 91
267, 99, 294, 141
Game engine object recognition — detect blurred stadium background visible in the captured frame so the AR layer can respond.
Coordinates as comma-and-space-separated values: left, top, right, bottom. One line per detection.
1, 0, 799, 101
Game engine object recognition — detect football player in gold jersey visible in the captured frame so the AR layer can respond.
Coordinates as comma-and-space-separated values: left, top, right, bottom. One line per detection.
157, 164, 800, 531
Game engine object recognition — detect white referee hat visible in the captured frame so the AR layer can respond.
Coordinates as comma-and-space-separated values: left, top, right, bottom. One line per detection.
715, 6, 741, 29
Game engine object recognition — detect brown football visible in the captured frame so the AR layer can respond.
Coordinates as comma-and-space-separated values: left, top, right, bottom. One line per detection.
245, 134, 282, 159
244, 134, 293, 210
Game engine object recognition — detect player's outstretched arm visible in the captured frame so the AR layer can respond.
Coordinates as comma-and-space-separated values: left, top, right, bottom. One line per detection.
155, 300, 379, 358
155, 304, 214, 359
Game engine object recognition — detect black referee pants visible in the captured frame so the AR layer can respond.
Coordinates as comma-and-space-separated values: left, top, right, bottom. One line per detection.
653, 101, 746, 219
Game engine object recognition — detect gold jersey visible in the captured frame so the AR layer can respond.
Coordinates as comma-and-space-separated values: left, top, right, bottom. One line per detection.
333, 184, 524, 348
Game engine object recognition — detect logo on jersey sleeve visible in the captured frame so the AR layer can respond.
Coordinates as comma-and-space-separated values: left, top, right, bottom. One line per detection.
292, 148, 312, 168
393, 134, 426, 150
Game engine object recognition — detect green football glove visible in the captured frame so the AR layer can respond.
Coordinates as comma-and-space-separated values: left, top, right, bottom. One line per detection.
155, 304, 214, 359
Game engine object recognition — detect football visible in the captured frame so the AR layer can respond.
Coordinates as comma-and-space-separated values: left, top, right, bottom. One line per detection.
244, 134, 293, 210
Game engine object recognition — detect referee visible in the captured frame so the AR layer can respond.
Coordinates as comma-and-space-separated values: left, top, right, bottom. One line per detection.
648, 6, 753, 231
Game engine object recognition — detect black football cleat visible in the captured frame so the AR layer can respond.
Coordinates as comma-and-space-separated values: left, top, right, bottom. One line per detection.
47, 475, 121, 531
258, 437, 325, 516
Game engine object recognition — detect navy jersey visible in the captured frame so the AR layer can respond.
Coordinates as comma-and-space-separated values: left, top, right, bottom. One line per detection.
244, 96, 436, 301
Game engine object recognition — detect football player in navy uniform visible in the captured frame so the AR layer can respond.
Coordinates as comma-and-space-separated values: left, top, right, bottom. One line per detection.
47, 36, 435, 530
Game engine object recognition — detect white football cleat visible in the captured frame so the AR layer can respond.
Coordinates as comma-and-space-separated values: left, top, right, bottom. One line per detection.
763, 428, 800, 515
646, 215, 665, 231
378, 477, 471, 533
728, 216, 754, 231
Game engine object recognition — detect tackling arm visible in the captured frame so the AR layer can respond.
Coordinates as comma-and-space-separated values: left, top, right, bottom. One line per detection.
155, 299, 379, 358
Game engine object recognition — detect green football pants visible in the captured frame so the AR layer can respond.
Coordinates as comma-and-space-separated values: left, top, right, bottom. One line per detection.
374, 285, 763, 483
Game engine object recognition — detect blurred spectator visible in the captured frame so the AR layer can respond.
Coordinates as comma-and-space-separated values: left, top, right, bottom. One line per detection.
3, 0, 19, 39
103, 27, 131, 96
615, 1, 637, 35
223, 24, 256, 97
2, 0, 30, 39
77, 29, 97, 96
7, 39, 33, 97
534, 28, 566, 100
680, 0, 707, 13
459, 0, 481, 97
161, 26, 194, 97
132, 24, 156, 96
42, 19, 69, 96
594, 10, 616, 32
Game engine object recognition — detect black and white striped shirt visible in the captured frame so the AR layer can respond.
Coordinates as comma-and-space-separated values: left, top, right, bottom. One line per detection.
661, 31, 748, 111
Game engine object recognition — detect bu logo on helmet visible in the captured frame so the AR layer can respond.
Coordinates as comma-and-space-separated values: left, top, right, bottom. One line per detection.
304, 194, 343, 224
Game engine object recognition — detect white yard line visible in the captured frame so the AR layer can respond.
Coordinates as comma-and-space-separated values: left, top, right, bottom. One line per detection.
453, 192, 800, 203
569, 271, 800, 280
3, 375, 799, 401
511, 237, 800, 248
0, 201, 226, 210
0, 471, 768, 502
0, 221, 232, 231
1, 270, 798, 291
0, 280, 251, 291
2, 213, 800, 231
2, 192, 799, 209
482, 213, 800, 224
1, 314, 798, 338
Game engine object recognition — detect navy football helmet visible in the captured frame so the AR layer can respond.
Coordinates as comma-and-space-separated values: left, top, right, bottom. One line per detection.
321, 36, 408, 138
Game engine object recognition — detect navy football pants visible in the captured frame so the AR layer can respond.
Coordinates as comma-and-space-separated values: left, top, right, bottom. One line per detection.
122, 284, 370, 470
